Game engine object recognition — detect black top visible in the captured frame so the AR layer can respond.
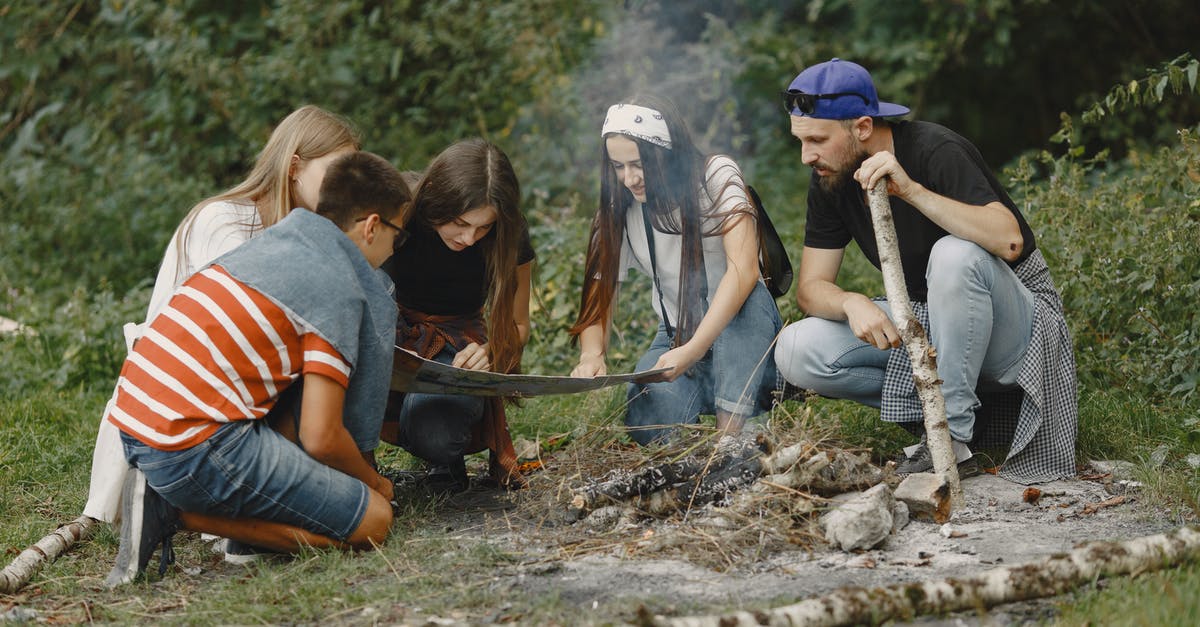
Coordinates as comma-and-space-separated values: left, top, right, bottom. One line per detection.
804, 120, 1036, 300
383, 222, 535, 315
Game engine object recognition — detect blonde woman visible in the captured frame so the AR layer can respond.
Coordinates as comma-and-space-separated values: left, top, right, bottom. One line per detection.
84, 105, 361, 526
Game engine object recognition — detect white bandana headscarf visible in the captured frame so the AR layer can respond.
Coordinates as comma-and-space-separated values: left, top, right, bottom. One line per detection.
601, 104, 672, 149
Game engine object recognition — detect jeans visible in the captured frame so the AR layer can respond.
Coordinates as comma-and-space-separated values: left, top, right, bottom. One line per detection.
121, 420, 370, 542
626, 281, 782, 445
775, 236, 1034, 442
394, 346, 486, 465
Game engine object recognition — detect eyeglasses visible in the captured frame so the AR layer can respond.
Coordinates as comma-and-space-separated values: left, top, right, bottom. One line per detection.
780, 89, 870, 115
356, 215, 409, 251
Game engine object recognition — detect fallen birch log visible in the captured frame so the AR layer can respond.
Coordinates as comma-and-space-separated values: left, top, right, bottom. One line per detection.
0, 515, 99, 594
654, 524, 1200, 627
866, 179, 961, 507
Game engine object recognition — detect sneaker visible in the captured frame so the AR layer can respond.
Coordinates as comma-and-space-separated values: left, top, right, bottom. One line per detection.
423, 457, 469, 495
224, 540, 284, 565
897, 439, 981, 479
105, 469, 179, 587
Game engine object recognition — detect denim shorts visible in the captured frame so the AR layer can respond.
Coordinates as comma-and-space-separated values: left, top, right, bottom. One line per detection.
121, 420, 369, 542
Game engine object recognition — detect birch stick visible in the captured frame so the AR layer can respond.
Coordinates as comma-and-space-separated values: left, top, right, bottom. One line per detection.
0, 515, 99, 593
656, 525, 1200, 627
866, 179, 961, 506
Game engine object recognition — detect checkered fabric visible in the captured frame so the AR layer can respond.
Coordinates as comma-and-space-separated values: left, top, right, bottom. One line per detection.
878, 249, 1078, 484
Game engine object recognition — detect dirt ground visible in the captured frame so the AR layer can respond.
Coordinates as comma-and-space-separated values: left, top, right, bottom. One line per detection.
421, 468, 1178, 625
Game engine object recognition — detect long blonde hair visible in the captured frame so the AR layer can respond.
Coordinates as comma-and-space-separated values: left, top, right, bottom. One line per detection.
173, 105, 360, 269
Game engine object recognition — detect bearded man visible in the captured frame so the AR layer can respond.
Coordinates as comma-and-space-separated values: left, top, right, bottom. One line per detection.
774, 58, 1078, 484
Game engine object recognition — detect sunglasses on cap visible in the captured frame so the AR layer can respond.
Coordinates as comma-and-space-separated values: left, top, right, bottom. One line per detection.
355, 215, 409, 251
780, 89, 870, 115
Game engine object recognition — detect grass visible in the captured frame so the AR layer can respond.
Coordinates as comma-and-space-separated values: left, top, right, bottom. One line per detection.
1053, 563, 1200, 626
2, 360, 1199, 624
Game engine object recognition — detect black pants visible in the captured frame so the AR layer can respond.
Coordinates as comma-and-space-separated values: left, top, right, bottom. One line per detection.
395, 346, 485, 465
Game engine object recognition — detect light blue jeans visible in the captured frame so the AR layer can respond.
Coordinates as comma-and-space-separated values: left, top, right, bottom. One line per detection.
774, 236, 1034, 442
626, 281, 782, 445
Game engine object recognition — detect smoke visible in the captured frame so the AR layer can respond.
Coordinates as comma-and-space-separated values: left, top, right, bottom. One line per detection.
573, 3, 746, 155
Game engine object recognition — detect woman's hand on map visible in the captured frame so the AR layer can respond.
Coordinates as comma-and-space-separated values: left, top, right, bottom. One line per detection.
452, 342, 491, 371
572, 352, 607, 378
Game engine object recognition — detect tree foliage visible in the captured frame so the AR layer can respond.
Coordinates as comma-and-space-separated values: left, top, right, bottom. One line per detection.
1, 0, 1198, 399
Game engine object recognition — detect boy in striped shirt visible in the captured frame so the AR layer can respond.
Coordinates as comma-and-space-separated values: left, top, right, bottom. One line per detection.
106, 151, 411, 585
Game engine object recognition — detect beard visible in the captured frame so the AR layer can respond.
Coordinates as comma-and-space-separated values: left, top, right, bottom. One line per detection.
815, 144, 869, 194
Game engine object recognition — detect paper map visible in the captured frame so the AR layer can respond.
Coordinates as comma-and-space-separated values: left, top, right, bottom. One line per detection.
390, 348, 668, 397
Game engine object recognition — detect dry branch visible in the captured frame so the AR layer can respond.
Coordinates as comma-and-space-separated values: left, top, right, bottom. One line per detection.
866, 180, 961, 506
0, 516, 99, 594
571, 436, 765, 513
655, 524, 1200, 627
570, 457, 709, 511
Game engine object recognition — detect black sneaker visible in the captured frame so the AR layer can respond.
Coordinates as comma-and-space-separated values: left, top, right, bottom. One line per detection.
105, 469, 179, 587
897, 440, 981, 479
224, 540, 285, 565
423, 457, 469, 495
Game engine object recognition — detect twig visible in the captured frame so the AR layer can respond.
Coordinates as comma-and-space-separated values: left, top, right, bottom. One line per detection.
0, 516, 99, 594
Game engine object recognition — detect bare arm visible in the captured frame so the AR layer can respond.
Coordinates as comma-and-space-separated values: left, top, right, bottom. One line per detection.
856, 151, 1023, 262
512, 261, 532, 346
654, 211, 761, 381
297, 373, 394, 501
572, 279, 616, 380
795, 245, 900, 350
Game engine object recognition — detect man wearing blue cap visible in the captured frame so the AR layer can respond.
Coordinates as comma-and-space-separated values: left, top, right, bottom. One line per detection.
774, 58, 1078, 484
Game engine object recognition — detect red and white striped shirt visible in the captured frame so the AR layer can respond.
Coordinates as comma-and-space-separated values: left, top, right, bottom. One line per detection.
106, 265, 351, 450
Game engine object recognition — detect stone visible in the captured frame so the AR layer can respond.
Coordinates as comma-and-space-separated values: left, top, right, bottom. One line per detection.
894, 473, 951, 523
819, 483, 895, 552
891, 500, 910, 533
1089, 459, 1137, 481
1149, 444, 1171, 469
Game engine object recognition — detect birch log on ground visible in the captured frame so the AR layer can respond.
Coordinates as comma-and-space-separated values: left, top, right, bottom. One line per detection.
0, 515, 99, 593
654, 525, 1200, 627
866, 179, 961, 507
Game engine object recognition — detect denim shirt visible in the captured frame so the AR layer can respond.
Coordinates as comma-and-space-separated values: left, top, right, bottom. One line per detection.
216, 209, 397, 451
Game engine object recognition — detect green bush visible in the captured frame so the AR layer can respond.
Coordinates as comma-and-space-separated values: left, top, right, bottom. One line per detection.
1007, 55, 1200, 400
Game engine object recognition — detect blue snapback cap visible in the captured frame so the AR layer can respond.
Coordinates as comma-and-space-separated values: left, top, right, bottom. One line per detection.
784, 58, 910, 119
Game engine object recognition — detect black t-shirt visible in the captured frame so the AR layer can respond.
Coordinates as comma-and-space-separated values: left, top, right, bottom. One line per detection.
383, 222, 535, 315
804, 120, 1036, 300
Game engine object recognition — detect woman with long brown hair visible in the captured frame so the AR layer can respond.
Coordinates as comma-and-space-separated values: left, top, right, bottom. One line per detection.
83, 105, 361, 527
570, 93, 782, 445
382, 138, 532, 492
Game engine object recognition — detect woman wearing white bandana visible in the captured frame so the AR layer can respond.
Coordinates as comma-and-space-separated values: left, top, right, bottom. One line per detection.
570, 94, 783, 444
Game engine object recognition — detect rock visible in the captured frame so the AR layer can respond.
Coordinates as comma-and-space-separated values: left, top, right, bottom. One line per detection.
894, 473, 951, 523
0, 316, 35, 336
1089, 459, 1137, 481
1149, 444, 1170, 469
939, 523, 967, 539
819, 484, 895, 552
513, 437, 540, 460
1186, 454, 1200, 469
891, 501, 910, 533
2, 607, 39, 621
